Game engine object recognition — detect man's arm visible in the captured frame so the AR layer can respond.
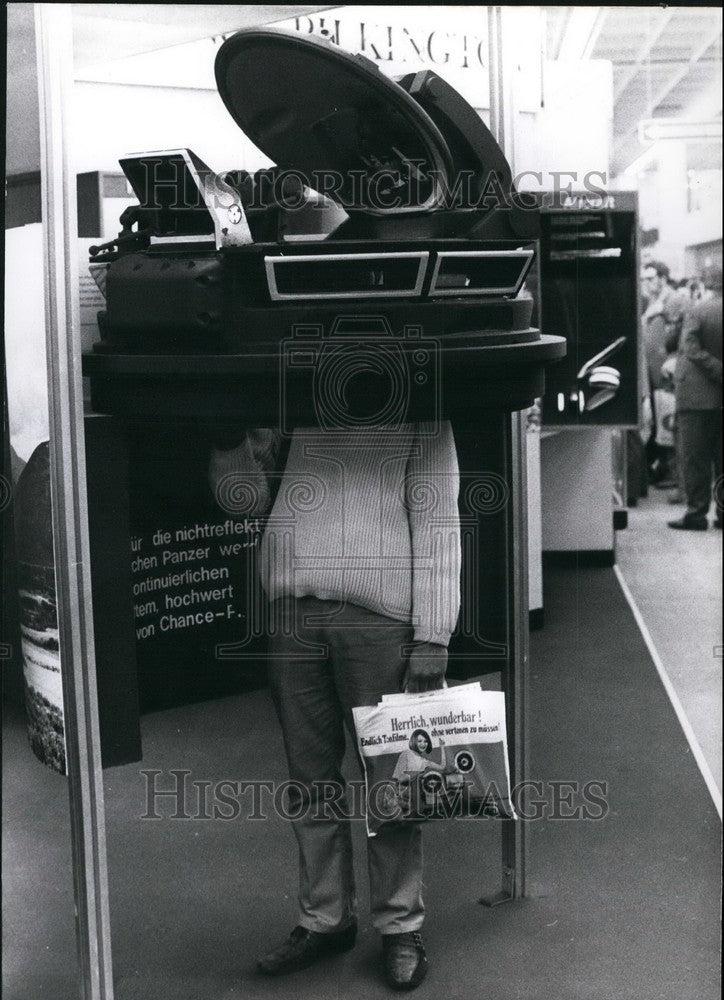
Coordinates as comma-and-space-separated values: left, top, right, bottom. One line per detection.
404, 421, 461, 692
678, 309, 722, 384
208, 429, 280, 517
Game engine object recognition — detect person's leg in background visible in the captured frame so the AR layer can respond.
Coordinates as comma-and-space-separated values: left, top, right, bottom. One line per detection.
668, 416, 685, 504
651, 387, 678, 488
626, 429, 649, 505
669, 411, 712, 529
709, 410, 722, 528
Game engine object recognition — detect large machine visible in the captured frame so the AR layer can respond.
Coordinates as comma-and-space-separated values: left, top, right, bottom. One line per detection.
84, 28, 563, 424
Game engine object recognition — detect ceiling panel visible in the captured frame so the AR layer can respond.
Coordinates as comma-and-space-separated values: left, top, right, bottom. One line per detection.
71, 4, 334, 67
9, 5, 722, 180
543, 5, 722, 175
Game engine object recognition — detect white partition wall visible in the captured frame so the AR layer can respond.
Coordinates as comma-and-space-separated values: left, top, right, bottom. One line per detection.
541, 429, 615, 555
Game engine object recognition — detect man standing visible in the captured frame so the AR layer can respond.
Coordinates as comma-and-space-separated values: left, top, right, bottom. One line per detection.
641, 260, 684, 485
667, 269, 722, 530
210, 420, 461, 990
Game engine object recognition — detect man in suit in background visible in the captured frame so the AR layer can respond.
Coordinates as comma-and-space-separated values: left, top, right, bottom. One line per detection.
666, 268, 722, 530
641, 260, 685, 487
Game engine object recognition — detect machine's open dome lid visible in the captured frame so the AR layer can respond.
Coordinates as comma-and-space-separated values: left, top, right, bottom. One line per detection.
214, 28, 456, 216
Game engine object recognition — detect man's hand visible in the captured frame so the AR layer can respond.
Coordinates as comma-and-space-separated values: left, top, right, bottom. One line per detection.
661, 355, 677, 384
404, 642, 448, 693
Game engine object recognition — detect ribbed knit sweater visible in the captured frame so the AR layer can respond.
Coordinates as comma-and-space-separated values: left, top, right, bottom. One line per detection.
209, 423, 461, 645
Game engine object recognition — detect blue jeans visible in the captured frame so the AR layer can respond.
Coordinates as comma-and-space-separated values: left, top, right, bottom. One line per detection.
267, 596, 424, 935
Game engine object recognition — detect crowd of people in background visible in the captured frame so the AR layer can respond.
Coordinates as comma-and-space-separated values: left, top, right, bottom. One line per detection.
638, 259, 722, 531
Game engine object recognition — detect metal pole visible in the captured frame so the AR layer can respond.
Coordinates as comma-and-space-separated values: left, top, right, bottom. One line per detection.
34, 4, 115, 997
487, 7, 505, 150
487, 5, 529, 902
487, 6, 517, 170
508, 408, 529, 898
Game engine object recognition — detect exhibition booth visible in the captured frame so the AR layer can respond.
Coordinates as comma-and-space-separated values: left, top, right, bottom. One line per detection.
3, 6, 721, 1000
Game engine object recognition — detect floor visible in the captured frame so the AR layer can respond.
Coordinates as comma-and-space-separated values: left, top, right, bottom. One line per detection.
615, 488, 722, 803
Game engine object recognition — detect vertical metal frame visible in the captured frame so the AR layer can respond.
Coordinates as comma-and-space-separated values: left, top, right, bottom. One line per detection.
487, 5, 529, 903
34, 4, 115, 997
479, 411, 529, 907
487, 6, 518, 174
506, 409, 530, 898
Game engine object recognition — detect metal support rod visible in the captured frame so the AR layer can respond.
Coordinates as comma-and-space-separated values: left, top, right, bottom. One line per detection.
487, 7, 505, 152
487, 6, 517, 175
507, 408, 530, 898
485, 6, 529, 903
34, 4, 115, 998
480, 411, 529, 906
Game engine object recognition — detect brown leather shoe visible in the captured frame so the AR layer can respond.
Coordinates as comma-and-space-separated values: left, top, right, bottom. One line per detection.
257, 923, 357, 976
382, 931, 428, 990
